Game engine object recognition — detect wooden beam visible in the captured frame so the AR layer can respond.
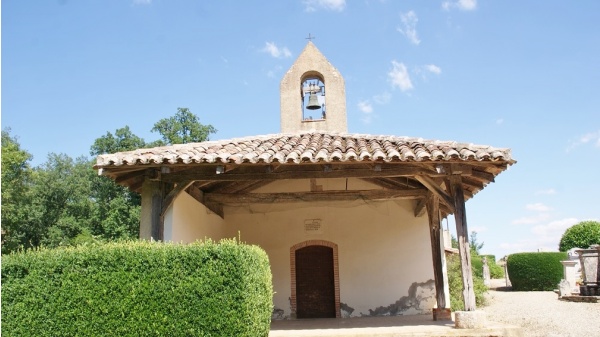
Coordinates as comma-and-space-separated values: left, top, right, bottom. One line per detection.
185, 184, 225, 219
426, 193, 447, 311
140, 179, 165, 241
161, 166, 435, 183
363, 178, 407, 190
215, 180, 271, 194
450, 175, 476, 311
471, 169, 495, 183
414, 175, 455, 213
205, 189, 427, 204
161, 180, 194, 216
414, 197, 427, 217
114, 170, 146, 184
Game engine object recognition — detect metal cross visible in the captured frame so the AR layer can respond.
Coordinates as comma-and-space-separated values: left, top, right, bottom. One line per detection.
306, 33, 316, 41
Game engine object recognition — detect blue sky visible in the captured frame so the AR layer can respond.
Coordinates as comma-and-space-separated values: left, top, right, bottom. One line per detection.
3, 0, 599, 258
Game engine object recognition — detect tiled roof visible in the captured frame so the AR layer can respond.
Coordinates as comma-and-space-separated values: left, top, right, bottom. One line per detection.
95, 132, 514, 167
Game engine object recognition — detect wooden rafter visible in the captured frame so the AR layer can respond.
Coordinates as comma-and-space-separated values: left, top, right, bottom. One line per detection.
414, 175, 455, 213
205, 189, 427, 204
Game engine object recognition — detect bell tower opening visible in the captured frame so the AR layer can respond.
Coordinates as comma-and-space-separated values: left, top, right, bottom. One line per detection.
301, 73, 326, 121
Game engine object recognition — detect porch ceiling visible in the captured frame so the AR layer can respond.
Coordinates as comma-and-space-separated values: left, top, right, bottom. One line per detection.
94, 132, 516, 218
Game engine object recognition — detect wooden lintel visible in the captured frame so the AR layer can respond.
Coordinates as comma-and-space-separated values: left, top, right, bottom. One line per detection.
414, 175, 455, 213
205, 189, 427, 204
114, 170, 146, 184
161, 166, 434, 183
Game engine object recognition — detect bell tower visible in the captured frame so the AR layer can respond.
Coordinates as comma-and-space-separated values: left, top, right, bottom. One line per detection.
280, 41, 347, 133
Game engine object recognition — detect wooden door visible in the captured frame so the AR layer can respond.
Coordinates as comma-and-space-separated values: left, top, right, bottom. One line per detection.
295, 245, 336, 318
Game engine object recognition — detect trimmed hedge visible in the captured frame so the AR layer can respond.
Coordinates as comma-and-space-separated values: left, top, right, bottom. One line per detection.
506, 252, 567, 291
2, 239, 273, 337
559, 220, 600, 251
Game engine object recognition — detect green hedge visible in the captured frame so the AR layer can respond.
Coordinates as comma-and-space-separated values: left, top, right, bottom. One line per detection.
468, 254, 505, 280
2, 239, 273, 337
506, 252, 567, 291
447, 253, 487, 311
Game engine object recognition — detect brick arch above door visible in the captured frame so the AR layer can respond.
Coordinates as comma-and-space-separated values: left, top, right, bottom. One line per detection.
290, 240, 341, 318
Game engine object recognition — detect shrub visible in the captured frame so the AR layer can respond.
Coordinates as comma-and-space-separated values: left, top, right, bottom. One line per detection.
558, 220, 600, 251
1, 239, 273, 337
480, 254, 505, 279
506, 252, 567, 291
447, 253, 487, 311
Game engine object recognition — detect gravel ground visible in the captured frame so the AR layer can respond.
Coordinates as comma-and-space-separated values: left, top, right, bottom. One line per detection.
482, 279, 600, 337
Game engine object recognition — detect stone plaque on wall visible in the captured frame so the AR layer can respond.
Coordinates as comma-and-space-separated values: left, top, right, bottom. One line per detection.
304, 219, 323, 235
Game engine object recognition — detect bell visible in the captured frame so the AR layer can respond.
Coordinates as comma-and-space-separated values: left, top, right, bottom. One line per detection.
306, 92, 321, 110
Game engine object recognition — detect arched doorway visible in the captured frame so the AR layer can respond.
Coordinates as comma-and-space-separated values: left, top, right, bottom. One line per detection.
290, 240, 340, 318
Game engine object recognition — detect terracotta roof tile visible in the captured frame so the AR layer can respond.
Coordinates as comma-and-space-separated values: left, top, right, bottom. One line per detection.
95, 132, 515, 168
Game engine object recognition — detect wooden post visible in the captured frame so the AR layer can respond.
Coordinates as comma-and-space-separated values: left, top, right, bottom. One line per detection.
449, 175, 476, 311
140, 178, 164, 241
426, 194, 451, 320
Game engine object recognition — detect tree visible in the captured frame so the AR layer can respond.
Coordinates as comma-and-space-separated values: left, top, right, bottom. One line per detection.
29, 154, 96, 248
559, 220, 600, 251
1, 108, 218, 254
90, 126, 146, 155
90, 126, 144, 240
1, 129, 34, 253
450, 231, 484, 255
469, 231, 484, 255
151, 107, 216, 145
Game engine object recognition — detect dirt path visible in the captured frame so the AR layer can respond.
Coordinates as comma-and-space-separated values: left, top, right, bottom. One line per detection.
483, 279, 600, 337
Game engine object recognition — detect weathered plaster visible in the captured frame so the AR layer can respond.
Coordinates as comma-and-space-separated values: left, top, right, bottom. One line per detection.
272, 307, 287, 320
361, 280, 436, 317
340, 302, 355, 318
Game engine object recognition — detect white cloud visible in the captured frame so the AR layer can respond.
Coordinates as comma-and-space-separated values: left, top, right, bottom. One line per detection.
397, 11, 420, 45
357, 100, 373, 114
358, 100, 374, 124
470, 226, 488, 233
496, 118, 504, 125
512, 213, 551, 225
262, 42, 292, 59
132, 0, 151, 4
388, 61, 413, 92
500, 218, 578, 254
425, 64, 441, 74
525, 203, 552, 212
266, 65, 283, 78
373, 92, 391, 105
535, 188, 557, 195
531, 218, 578, 237
303, 0, 346, 12
567, 130, 600, 152
442, 0, 477, 11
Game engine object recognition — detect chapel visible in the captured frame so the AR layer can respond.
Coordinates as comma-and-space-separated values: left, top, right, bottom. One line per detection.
95, 41, 515, 319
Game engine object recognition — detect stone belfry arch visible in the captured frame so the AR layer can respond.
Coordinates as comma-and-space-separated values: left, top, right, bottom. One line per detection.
280, 41, 347, 133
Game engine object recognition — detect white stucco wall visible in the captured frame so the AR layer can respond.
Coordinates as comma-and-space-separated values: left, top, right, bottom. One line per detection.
163, 191, 225, 243
166, 178, 436, 318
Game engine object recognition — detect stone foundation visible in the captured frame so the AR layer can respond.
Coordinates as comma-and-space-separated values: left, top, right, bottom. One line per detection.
454, 311, 487, 329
